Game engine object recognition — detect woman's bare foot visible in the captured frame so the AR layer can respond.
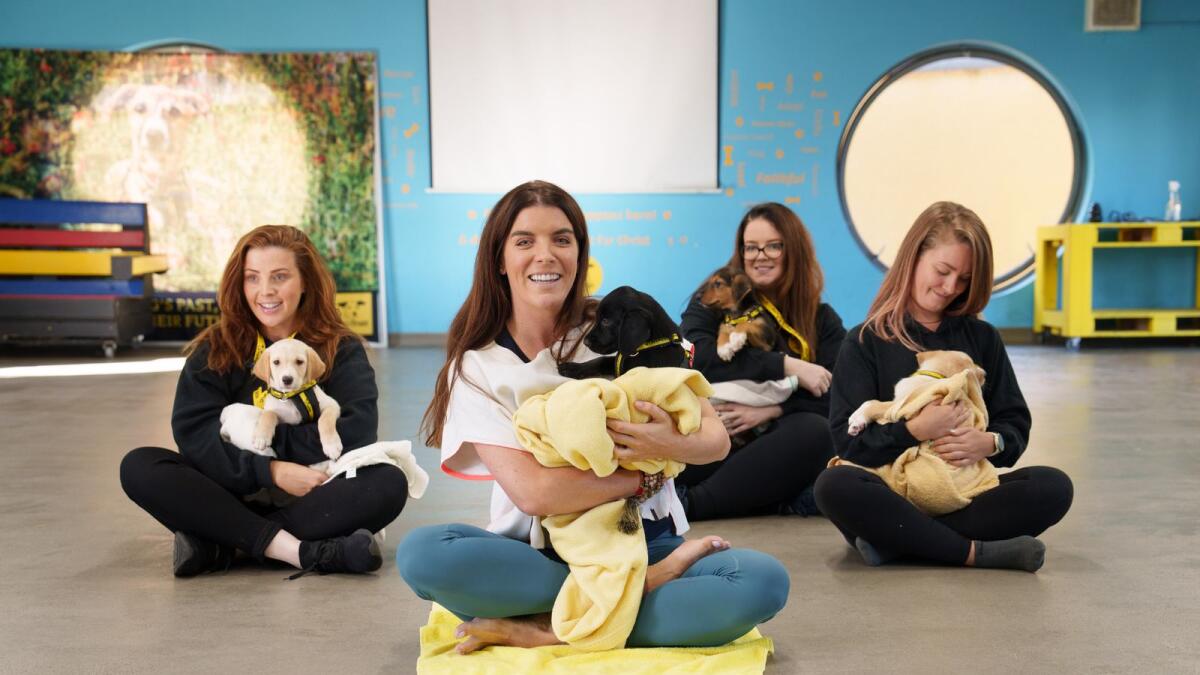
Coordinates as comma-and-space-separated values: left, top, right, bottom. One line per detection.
645, 535, 730, 594
454, 614, 562, 654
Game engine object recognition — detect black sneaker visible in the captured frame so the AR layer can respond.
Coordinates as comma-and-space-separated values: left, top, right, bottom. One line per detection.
173, 531, 234, 577
779, 484, 822, 517
288, 528, 381, 580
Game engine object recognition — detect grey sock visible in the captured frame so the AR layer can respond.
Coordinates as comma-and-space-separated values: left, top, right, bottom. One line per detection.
974, 536, 1046, 572
855, 537, 901, 567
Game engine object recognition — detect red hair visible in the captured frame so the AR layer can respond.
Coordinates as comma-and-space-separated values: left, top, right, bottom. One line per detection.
185, 225, 357, 374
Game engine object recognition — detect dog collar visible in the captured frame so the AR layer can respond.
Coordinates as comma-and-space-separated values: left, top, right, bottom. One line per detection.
267, 380, 318, 399
913, 369, 946, 379
722, 305, 765, 326
264, 381, 319, 419
615, 332, 691, 376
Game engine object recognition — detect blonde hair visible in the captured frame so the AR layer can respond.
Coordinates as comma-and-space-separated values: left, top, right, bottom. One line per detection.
862, 201, 993, 351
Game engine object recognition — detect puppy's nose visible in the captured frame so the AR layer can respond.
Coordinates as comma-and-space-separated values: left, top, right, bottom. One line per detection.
282, 375, 294, 386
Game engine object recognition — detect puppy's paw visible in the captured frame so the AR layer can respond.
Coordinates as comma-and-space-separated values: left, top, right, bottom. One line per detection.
717, 331, 747, 361
251, 433, 272, 452
847, 405, 869, 437
322, 437, 343, 461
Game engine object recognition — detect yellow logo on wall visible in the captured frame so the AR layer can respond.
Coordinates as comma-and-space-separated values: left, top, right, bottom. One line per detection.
336, 292, 374, 336
586, 257, 603, 296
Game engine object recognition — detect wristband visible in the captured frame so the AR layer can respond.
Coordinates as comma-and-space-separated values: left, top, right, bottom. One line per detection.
634, 471, 667, 504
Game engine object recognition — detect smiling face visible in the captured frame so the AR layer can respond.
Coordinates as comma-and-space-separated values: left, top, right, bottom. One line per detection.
910, 239, 973, 324
741, 217, 785, 289
501, 205, 579, 318
243, 246, 304, 341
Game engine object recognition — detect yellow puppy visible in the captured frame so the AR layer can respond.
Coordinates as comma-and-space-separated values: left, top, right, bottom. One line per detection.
250, 338, 343, 461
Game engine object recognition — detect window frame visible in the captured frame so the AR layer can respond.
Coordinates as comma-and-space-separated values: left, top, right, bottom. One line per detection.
835, 43, 1087, 289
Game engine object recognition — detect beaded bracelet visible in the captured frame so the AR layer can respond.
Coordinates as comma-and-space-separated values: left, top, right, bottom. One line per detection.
634, 471, 667, 504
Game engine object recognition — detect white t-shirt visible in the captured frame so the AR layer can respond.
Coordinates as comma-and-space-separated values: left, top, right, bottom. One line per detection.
439, 330, 690, 548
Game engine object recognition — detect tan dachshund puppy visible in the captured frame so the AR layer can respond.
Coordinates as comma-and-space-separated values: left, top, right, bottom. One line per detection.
251, 338, 343, 460
699, 266, 777, 361
847, 350, 986, 436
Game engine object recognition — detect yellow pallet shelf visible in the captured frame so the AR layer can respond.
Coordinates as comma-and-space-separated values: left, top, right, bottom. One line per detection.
1033, 222, 1200, 340
0, 250, 168, 278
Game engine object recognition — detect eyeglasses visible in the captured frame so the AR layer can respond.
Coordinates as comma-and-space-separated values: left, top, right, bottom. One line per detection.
741, 242, 784, 259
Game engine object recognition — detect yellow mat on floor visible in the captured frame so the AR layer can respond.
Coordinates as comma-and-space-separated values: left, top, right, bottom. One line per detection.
417, 604, 774, 674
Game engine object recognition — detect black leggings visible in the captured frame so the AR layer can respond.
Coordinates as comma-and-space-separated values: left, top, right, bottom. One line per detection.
120, 446, 409, 559
814, 464, 1073, 564
678, 411, 833, 520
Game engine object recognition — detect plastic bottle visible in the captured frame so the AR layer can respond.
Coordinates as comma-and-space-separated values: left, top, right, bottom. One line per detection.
1165, 180, 1181, 222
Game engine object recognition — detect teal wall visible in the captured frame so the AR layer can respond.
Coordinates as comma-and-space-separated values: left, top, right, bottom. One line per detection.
3, 0, 1198, 332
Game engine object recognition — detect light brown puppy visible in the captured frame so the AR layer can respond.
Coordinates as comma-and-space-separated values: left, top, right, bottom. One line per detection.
699, 266, 777, 361
250, 338, 343, 460
847, 350, 985, 437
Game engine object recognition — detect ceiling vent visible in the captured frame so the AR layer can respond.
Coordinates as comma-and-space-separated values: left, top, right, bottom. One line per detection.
1086, 0, 1141, 31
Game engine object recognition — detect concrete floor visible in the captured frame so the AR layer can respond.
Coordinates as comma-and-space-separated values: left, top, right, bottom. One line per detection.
1, 343, 1198, 673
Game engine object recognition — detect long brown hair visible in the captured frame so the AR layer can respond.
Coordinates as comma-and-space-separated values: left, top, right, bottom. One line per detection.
185, 224, 357, 375
862, 201, 994, 351
728, 202, 824, 359
422, 180, 594, 448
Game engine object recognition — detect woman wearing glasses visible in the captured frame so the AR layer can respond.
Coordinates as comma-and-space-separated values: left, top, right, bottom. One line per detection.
678, 203, 846, 520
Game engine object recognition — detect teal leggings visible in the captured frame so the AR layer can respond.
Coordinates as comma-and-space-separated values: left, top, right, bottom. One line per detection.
396, 523, 789, 648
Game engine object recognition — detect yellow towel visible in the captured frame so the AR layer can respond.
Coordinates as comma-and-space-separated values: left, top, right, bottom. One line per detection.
418, 603, 774, 674
512, 366, 713, 651
830, 370, 999, 515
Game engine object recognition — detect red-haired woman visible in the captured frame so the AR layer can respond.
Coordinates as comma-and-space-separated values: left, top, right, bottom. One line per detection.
816, 202, 1073, 571
121, 225, 408, 577
679, 203, 846, 520
396, 181, 788, 652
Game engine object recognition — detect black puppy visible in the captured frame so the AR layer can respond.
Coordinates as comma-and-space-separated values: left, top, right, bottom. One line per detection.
558, 285, 693, 379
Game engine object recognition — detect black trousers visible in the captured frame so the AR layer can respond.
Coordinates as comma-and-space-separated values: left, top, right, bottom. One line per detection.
678, 411, 834, 521
120, 446, 409, 560
814, 464, 1073, 564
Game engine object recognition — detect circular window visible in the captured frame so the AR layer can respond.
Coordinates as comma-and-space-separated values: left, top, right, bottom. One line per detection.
837, 45, 1085, 290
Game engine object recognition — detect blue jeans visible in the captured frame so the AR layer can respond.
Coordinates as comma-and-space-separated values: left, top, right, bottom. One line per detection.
396, 522, 789, 648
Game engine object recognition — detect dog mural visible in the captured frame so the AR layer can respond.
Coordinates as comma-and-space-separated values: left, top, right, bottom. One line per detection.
95, 83, 217, 286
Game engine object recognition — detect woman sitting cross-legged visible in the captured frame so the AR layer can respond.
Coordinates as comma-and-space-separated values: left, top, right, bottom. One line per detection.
396, 180, 789, 653
815, 202, 1073, 571
678, 203, 846, 520
120, 225, 409, 578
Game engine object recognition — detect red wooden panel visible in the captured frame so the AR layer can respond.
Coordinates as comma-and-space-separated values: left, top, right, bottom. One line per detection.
0, 228, 145, 249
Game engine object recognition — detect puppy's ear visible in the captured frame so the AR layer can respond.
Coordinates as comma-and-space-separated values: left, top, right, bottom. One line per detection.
94, 83, 136, 116
617, 308, 653, 356
305, 346, 326, 382
172, 89, 210, 116
252, 348, 273, 384
915, 350, 935, 366
972, 365, 986, 388
731, 271, 754, 306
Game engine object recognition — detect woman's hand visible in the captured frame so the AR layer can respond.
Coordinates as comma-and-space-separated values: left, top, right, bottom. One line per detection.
607, 401, 687, 463
930, 428, 994, 467
905, 400, 971, 442
607, 400, 729, 465
270, 460, 327, 497
714, 403, 781, 435
784, 356, 832, 397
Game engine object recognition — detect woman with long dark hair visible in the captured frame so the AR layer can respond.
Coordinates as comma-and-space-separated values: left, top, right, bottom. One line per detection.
120, 225, 408, 577
397, 181, 789, 653
679, 203, 846, 520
